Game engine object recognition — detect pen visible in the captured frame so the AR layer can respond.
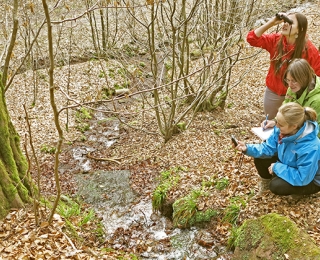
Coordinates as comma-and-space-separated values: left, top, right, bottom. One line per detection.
263, 114, 269, 130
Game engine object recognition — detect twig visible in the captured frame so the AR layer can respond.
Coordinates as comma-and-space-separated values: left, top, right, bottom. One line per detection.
86, 152, 122, 164
61, 231, 82, 259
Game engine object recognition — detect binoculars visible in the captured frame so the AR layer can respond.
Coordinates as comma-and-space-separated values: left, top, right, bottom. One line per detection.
276, 13, 293, 25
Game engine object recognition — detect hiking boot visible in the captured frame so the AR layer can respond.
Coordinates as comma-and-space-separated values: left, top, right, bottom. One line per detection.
250, 178, 271, 200
257, 178, 271, 195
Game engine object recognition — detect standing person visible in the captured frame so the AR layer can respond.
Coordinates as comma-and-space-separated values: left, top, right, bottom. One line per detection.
235, 102, 320, 196
247, 12, 320, 119
262, 58, 320, 137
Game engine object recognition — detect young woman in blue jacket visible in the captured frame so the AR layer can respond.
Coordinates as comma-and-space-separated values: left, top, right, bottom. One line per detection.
235, 102, 320, 196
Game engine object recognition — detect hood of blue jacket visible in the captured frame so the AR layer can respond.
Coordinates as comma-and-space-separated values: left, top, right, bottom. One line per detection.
277, 120, 319, 144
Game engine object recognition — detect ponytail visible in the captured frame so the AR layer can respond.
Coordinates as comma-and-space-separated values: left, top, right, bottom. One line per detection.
304, 107, 317, 122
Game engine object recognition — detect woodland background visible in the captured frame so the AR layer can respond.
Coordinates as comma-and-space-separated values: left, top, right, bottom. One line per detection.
1, 0, 320, 259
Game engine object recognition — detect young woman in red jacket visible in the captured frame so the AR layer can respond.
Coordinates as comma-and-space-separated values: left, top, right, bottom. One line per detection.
247, 12, 320, 119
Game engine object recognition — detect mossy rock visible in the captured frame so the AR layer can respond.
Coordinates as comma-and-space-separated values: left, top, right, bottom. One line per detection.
233, 213, 320, 260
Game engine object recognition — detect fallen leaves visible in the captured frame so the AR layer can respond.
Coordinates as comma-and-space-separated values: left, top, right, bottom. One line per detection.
0, 208, 128, 259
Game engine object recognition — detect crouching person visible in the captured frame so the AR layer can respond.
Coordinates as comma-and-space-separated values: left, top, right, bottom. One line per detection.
235, 102, 320, 196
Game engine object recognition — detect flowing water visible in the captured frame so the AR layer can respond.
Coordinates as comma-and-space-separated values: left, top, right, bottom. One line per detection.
75, 170, 228, 259
65, 108, 230, 259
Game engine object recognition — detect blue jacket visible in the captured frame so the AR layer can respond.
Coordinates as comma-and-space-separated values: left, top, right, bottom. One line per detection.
246, 121, 320, 186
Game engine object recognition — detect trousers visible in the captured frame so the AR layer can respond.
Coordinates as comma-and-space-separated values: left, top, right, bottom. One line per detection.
254, 157, 320, 195
263, 87, 285, 119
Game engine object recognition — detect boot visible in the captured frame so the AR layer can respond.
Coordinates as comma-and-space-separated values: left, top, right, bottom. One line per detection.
256, 178, 271, 196
259, 178, 271, 194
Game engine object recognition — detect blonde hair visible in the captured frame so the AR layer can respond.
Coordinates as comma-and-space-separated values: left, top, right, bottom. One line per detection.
278, 102, 317, 127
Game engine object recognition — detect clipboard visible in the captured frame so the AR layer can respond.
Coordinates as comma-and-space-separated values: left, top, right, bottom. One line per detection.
251, 127, 273, 141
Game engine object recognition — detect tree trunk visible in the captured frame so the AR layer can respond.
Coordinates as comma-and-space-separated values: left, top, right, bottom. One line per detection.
0, 76, 32, 219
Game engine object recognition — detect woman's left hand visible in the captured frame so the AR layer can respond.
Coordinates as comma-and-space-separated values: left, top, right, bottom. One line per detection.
268, 163, 275, 175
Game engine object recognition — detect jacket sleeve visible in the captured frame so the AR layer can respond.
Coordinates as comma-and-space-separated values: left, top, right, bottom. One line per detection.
308, 100, 320, 138
246, 30, 279, 53
245, 130, 278, 158
305, 40, 320, 76
273, 147, 319, 186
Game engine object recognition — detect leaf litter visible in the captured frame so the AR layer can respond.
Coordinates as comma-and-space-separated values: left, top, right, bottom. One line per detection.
2, 5, 320, 259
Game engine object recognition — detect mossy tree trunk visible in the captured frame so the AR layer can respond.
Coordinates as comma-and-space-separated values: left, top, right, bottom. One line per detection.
0, 77, 32, 219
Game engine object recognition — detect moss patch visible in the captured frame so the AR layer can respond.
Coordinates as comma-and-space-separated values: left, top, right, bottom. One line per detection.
232, 213, 320, 260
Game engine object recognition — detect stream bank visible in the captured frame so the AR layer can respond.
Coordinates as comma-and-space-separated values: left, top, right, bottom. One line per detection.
58, 108, 232, 259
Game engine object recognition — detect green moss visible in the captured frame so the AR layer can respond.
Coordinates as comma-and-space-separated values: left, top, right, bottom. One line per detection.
232, 213, 320, 259
0, 186, 10, 219
0, 74, 32, 215
261, 213, 298, 252
234, 220, 264, 249
176, 122, 186, 131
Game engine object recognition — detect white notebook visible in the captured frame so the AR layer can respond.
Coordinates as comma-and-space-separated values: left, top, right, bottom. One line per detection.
251, 127, 273, 141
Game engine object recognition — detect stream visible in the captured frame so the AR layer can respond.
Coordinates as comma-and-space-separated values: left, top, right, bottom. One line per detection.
60, 107, 231, 259
75, 170, 226, 259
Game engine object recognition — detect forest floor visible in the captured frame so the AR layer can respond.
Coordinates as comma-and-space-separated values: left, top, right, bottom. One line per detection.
2, 3, 320, 260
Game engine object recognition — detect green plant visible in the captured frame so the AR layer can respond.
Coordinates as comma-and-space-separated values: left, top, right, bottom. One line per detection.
108, 72, 115, 78
222, 197, 246, 225
98, 70, 105, 78
117, 67, 127, 77
113, 83, 121, 89
40, 144, 56, 154
121, 81, 130, 88
227, 225, 241, 250
80, 135, 87, 142
165, 61, 172, 70
173, 190, 200, 228
176, 122, 186, 131
56, 197, 81, 219
201, 178, 214, 188
194, 208, 218, 223
173, 189, 217, 228
76, 123, 90, 133
123, 44, 136, 57
75, 107, 92, 123
152, 167, 182, 211
215, 177, 229, 190
79, 209, 95, 226
227, 102, 234, 108
54, 196, 104, 243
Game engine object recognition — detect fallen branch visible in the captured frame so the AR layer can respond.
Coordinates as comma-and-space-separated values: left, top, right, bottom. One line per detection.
87, 152, 122, 164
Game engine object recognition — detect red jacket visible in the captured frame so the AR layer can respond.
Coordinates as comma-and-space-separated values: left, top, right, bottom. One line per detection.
247, 30, 320, 95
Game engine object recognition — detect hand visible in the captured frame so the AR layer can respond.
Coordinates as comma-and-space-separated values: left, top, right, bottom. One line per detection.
235, 141, 247, 153
268, 163, 275, 175
261, 119, 276, 130
271, 12, 287, 26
